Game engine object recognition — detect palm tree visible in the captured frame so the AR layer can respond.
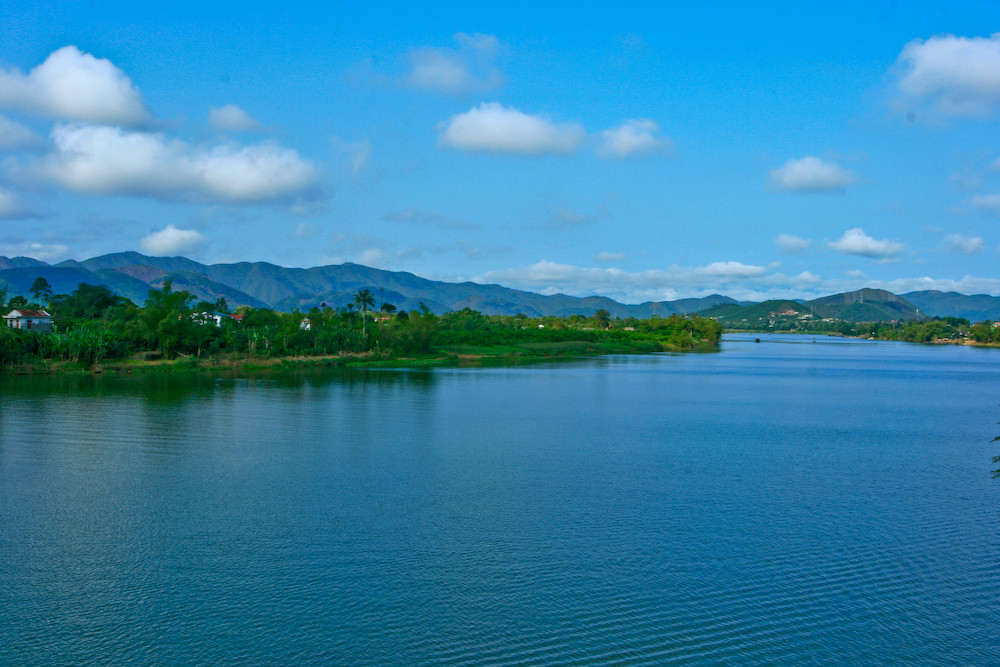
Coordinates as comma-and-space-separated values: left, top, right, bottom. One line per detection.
353, 289, 375, 348
353, 289, 375, 323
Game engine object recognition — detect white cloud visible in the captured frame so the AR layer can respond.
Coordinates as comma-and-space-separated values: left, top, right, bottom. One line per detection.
769, 156, 856, 192
439, 103, 585, 155
942, 233, 985, 254
0, 46, 151, 125
970, 193, 1000, 215
407, 33, 503, 94
872, 275, 1000, 296
893, 34, 1000, 117
596, 119, 673, 159
775, 233, 812, 253
0, 186, 37, 219
594, 251, 626, 262
468, 258, 1000, 302
476, 259, 773, 303
39, 124, 318, 203
793, 271, 822, 283
0, 115, 45, 151
827, 228, 903, 258
208, 104, 263, 132
140, 225, 206, 256
0, 241, 67, 262
693, 261, 767, 278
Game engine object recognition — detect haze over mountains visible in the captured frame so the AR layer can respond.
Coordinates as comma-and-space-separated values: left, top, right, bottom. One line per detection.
2, 252, 1000, 323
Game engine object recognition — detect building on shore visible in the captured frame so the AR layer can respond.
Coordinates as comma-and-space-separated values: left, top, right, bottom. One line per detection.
4, 309, 53, 332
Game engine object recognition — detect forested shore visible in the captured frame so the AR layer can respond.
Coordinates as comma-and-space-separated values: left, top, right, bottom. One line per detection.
727, 317, 1000, 345
1, 282, 723, 374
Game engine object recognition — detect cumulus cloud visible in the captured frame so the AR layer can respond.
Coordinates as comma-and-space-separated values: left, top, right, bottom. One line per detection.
0, 46, 151, 125
407, 33, 503, 94
596, 119, 673, 159
827, 228, 903, 258
208, 104, 263, 132
594, 251, 626, 262
140, 225, 207, 256
140, 225, 206, 256
970, 193, 1000, 215
893, 34, 1000, 117
439, 103, 585, 155
0, 115, 45, 151
775, 233, 812, 253
942, 233, 985, 253
0, 241, 67, 262
793, 271, 822, 284
872, 275, 1000, 296
769, 156, 856, 192
475, 259, 780, 303
38, 124, 318, 203
692, 261, 767, 278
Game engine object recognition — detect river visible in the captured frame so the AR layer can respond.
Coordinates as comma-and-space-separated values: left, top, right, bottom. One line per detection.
2, 334, 998, 664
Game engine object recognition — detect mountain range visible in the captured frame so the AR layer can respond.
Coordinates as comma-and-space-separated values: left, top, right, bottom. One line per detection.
2, 252, 999, 322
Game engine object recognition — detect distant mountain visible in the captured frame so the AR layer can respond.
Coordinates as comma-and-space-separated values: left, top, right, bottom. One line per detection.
807, 288, 920, 321
700, 299, 807, 321
701, 290, 922, 325
902, 291, 1000, 322
0, 256, 48, 270
0, 266, 140, 300
2, 253, 997, 322
0, 252, 736, 317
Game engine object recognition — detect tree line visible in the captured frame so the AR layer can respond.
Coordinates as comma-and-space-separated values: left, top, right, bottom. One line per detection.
0, 281, 723, 369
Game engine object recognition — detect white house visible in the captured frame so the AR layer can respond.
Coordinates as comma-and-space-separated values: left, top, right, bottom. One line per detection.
4, 309, 53, 332
191, 311, 228, 327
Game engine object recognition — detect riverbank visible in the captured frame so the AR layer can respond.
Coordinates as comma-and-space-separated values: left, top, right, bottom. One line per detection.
1, 337, 709, 376
729, 328, 1000, 347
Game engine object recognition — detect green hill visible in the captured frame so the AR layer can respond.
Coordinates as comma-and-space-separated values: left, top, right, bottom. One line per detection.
1, 252, 737, 317
4, 253, 996, 324
902, 290, 1000, 322
806, 289, 919, 321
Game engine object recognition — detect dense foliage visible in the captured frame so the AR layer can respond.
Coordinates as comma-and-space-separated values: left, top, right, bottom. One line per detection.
1, 283, 723, 370
709, 305, 1000, 344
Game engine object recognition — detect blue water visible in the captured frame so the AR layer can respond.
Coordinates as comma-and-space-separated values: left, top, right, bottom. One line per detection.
2, 334, 999, 664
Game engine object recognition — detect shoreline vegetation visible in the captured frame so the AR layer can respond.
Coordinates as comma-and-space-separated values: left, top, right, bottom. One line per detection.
1, 282, 723, 376
3, 281, 998, 376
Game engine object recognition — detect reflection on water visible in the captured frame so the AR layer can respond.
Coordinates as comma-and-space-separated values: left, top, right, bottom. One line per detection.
0, 364, 440, 404
2, 336, 999, 665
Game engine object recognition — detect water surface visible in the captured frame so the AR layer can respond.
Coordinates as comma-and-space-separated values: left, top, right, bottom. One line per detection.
2, 334, 999, 664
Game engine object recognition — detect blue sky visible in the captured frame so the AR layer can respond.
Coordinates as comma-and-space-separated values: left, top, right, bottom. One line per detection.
1, 1, 999, 302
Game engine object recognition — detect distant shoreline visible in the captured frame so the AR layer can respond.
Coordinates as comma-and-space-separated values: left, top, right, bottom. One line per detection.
1, 338, 715, 376
726, 329, 1000, 347
6, 331, 996, 377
